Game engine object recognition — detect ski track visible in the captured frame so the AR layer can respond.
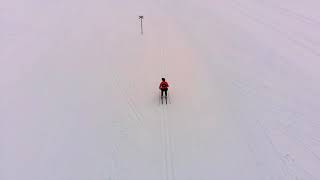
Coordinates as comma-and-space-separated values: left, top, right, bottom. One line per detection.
110, 71, 151, 180
160, 98, 175, 180
160, 44, 175, 180
229, 0, 320, 57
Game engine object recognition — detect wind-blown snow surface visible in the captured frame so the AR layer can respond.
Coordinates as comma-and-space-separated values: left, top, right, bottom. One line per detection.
1, 0, 320, 179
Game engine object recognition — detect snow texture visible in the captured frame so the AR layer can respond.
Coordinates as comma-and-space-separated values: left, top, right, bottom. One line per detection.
1, 0, 320, 179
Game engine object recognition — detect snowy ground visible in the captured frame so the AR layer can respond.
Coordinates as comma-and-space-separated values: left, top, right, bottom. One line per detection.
1, 0, 320, 180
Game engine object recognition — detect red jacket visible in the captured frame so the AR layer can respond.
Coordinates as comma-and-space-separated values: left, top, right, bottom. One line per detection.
159, 81, 169, 90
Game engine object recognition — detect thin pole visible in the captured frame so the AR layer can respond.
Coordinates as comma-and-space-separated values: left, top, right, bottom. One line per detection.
139, 16, 144, 35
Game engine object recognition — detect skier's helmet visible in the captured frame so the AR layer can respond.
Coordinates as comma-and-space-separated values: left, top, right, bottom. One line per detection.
162, 78, 165, 81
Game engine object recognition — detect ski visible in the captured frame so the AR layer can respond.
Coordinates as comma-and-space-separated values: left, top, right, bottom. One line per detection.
160, 95, 168, 105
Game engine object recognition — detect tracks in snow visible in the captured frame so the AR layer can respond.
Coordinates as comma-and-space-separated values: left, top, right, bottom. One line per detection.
160, 105, 175, 180
229, 0, 320, 57
160, 45, 175, 180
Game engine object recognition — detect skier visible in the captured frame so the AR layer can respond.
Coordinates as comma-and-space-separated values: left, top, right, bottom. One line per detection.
159, 78, 169, 97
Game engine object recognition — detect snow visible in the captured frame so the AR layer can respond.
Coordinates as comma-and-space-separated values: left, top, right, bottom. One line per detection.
1, 0, 320, 179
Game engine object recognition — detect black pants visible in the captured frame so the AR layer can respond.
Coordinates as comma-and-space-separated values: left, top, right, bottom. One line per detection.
161, 89, 168, 97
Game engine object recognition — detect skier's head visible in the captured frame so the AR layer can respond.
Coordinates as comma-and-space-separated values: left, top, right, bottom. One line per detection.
162, 78, 165, 81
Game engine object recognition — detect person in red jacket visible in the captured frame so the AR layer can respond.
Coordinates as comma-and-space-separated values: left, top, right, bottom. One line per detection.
159, 78, 169, 97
